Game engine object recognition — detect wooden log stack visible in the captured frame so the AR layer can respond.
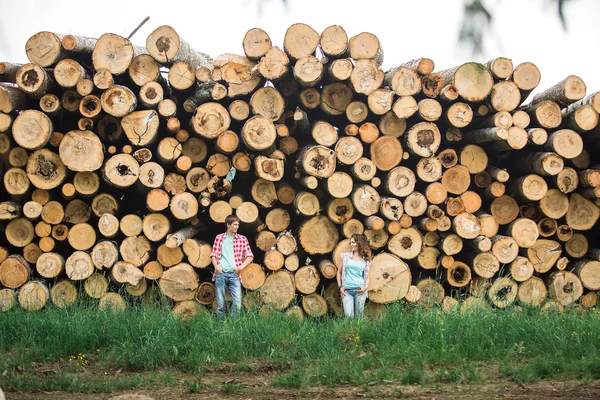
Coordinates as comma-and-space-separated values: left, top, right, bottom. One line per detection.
2, 24, 600, 317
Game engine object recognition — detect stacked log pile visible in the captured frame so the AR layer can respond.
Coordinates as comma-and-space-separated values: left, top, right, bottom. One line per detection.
2, 23, 600, 318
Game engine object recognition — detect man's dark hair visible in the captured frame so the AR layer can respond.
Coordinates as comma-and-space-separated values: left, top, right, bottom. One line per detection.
225, 215, 240, 226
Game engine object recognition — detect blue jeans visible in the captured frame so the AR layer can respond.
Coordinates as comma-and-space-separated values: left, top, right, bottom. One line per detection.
215, 272, 242, 320
342, 288, 367, 318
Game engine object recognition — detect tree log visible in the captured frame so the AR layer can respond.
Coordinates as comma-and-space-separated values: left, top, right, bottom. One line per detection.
260, 270, 295, 309
367, 252, 411, 303
159, 263, 200, 302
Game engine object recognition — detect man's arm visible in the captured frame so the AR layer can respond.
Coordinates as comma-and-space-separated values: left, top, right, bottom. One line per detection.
211, 235, 224, 274
212, 256, 224, 274
234, 237, 254, 274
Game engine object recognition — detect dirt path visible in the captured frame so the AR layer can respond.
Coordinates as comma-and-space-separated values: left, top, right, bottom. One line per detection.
5, 378, 600, 399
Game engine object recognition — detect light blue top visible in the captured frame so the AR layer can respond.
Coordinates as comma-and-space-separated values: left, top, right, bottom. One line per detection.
344, 258, 366, 289
219, 234, 236, 272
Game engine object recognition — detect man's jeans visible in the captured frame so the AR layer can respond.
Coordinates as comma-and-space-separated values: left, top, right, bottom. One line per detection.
215, 271, 242, 320
342, 288, 367, 318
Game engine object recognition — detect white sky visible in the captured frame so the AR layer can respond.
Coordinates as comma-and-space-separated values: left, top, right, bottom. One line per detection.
1, 0, 599, 100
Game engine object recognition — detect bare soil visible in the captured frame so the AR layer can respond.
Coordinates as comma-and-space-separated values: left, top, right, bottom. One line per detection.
4, 370, 600, 400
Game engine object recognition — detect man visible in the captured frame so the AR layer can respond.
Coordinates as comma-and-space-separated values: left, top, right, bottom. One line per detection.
211, 215, 254, 320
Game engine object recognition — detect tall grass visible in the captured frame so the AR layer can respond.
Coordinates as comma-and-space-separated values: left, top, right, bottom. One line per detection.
1, 303, 600, 390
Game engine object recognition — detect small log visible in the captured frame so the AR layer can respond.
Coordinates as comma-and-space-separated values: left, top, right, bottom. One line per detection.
142, 261, 163, 281
326, 198, 354, 225
298, 215, 339, 255
386, 166, 416, 197
146, 25, 212, 69
0, 201, 22, 220
392, 95, 418, 119
446, 261, 471, 288
416, 279, 444, 308
349, 32, 384, 65
121, 110, 160, 147
452, 212, 481, 239
101, 85, 137, 117
441, 165, 470, 195
388, 227, 422, 260
89, 240, 119, 270
470, 252, 499, 279
97, 213, 119, 238
15, 63, 54, 99
486, 57, 513, 80
0, 84, 27, 113
83, 272, 108, 299
295, 265, 320, 295
572, 260, 600, 291
370, 135, 403, 171
349, 59, 384, 95
523, 100, 562, 129
159, 263, 200, 302
367, 252, 411, 303
379, 110, 407, 137
562, 104, 598, 132
543, 129, 583, 160
111, 261, 144, 285
491, 235, 519, 264
367, 88, 394, 115
416, 247, 440, 270
488, 277, 518, 308
170, 192, 198, 221
532, 75, 586, 108
257, 46, 289, 81
302, 294, 328, 317
403, 192, 427, 217
527, 239, 562, 273
92, 33, 140, 75
64, 251, 94, 281
421, 73, 444, 98
346, 101, 368, 124
156, 244, 184, 268
12, 110, 52, 150
18, 281, 49, 311
547, 271, 583, 306
283, 23, 319, 60
506, 218, 539, 249
320, 83, 353, 116
294, 55, 323, 87
538, 217, 558, 237
0, 255, 30, 289
566, 193, 600, 231
260, 270, 295, 309
320, 25, 349, 58
238, 263, 265, 291
385, 67, 421, 96
103, 154, 139, 188
565, 233, 588, 258
58, 130, 104, 172
6, 218, 34, 248
182, 238, 212, 268
437, 62, 493, 102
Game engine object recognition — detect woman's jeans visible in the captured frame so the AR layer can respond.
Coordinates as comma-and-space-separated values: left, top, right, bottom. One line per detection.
342, 288, 367, 318
215, 272, 242, 320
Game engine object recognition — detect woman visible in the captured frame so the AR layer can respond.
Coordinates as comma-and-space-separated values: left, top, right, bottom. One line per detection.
337, 233, 372, 318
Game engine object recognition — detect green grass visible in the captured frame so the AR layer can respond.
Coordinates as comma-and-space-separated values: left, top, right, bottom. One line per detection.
1, 303, 600, 392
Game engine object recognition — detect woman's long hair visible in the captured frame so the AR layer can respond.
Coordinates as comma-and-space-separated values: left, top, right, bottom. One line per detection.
352, 233, 372, 262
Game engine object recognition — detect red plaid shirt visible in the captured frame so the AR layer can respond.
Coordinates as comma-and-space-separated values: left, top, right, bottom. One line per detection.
211, 233, 254, 268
